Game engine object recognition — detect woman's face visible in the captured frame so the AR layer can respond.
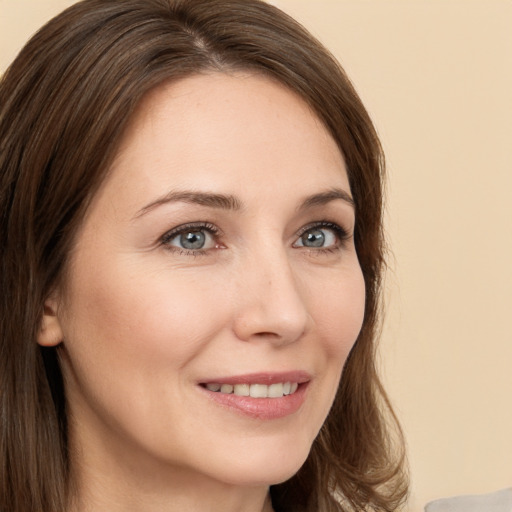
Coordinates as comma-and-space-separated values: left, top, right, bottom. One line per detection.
47, 73, 365, 491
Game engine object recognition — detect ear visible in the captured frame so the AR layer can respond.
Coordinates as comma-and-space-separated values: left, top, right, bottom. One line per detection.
37, 294, 64, 347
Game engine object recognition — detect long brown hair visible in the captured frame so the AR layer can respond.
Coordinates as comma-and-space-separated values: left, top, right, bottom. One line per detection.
0, 1, 407, 510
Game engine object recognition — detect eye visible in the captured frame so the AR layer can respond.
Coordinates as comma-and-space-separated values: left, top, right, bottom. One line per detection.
161, 223, 219, 253
172, 230, 213, 250
294, 222, 348, 250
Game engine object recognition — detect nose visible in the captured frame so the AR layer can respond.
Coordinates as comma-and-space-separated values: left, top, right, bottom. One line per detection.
231, 248, 310, 346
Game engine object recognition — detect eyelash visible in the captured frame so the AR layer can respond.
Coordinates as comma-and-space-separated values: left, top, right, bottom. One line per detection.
160, 222, 221, 256
160, 220, 350, 256
295, 221, 350, 254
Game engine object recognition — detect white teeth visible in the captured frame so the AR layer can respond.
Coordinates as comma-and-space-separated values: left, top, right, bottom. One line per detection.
268, 383, 284, 398
205, 381, 299, 398
250, 384, 268, 398
220, 384, 233, 394
233, 383, 250, 396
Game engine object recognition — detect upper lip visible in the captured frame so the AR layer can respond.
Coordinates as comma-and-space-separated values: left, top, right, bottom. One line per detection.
199, 370, 311, 386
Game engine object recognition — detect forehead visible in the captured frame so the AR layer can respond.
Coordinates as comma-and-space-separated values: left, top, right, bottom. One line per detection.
99, 72, 349, 213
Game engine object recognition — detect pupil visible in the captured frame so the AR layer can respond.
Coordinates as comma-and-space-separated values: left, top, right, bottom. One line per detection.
303, 229, 325, 247
181, 231, 205, 250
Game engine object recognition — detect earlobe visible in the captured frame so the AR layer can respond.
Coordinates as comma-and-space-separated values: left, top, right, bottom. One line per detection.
37, 297, 64, 347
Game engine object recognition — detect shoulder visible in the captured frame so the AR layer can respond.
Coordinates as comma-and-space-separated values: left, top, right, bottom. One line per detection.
425, 488, 512, 512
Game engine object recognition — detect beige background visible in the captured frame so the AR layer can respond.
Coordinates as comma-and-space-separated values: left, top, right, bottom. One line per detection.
1, 1, 511, 510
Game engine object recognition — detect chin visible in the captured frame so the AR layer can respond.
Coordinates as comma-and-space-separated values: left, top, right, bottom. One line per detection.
206, 441, 311, 488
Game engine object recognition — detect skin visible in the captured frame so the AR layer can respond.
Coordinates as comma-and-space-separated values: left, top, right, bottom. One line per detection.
39, 72, 366, 512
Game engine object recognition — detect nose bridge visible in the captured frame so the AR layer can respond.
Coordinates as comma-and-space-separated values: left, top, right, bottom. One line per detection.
232, 237, 309, 344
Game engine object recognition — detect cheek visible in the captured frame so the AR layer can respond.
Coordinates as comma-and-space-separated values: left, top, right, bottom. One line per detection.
61, 260, 230, 372
309, 266, 366, 361
285, 264, 365, 452
57, 258, 235, 456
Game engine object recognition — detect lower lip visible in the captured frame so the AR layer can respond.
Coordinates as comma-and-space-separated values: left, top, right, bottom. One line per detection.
199, 383, 309, 420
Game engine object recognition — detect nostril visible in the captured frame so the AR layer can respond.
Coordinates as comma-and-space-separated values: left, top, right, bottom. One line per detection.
254, 331, 280, 338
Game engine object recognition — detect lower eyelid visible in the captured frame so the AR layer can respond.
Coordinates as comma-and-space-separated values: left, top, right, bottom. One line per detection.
164, 247, 212, 257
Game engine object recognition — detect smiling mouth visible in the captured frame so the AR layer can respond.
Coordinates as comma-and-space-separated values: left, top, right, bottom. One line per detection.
201, 382, 299, 398
199, 374, 309, 419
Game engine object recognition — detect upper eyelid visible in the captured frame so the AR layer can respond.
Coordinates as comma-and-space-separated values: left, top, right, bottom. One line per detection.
161, 222, 221, 241
295, 220, 350, 237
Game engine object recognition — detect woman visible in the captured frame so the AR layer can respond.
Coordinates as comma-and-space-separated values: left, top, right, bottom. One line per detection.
0, 1, 407, 511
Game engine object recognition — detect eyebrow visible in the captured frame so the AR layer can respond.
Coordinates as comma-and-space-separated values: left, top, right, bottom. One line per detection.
134, 190, 243, 218
134, 187, 354, 219
297, 187, 354, 211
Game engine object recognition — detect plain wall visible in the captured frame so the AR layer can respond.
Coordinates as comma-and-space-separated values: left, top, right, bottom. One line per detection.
1, 1, 511, 511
